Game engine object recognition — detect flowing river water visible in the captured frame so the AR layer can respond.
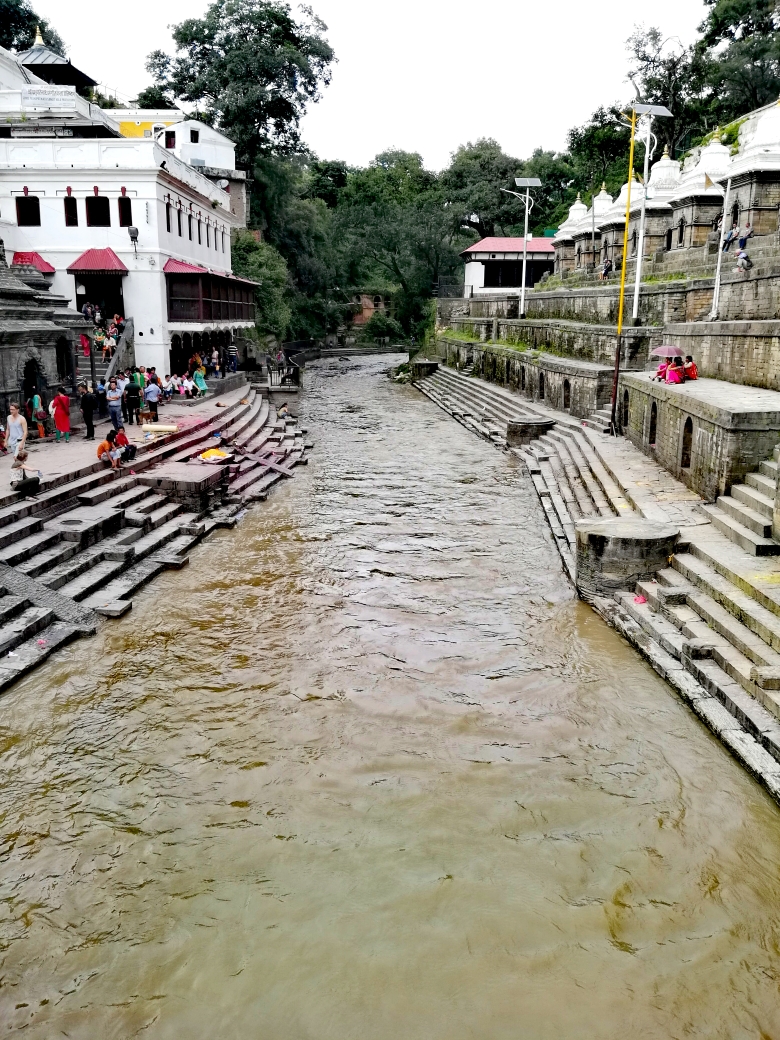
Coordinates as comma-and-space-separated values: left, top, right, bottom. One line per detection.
2, 355, 780, 1038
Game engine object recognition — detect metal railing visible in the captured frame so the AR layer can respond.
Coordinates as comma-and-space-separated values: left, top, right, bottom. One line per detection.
266, 354, 300, 387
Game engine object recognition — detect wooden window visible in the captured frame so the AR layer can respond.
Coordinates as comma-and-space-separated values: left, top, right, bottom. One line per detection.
206, 224, 210, 248
190, 128, 199, 143
86, 196, 110, 227
118, 196, 132, 227
165, 130, 176, 149
16, 196, 40, 226
177, 208, 182, 236
64, 196, 78, 227
197, 219, 202, 244
166, 202, 171, 233
188, 214, 193, 240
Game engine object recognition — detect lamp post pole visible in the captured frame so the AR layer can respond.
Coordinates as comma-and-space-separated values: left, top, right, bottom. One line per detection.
611, 108, 636, 434
521, 184, 531, 318
631, 116, 654, 322
610, 102, 672, 434
709, 177, 731, 320
501, 177, 542, 319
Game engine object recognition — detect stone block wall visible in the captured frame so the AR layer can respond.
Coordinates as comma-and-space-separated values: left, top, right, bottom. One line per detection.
663, 320, 780, 389
469, 342, 613, 418
620, 372, 780, 499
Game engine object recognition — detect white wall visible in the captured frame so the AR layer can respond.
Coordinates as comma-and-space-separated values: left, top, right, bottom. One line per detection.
164, 121, 236, 172
464, 261, 484, 296
0, 142, 247, 376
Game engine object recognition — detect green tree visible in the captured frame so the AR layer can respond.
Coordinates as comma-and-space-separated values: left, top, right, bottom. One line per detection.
231, 230, 291, 339
439, 138, 524, 238
698, 0, 780, 117
140, 0, 335, 164
627, 28, 713, 154
0, 0, 65, 54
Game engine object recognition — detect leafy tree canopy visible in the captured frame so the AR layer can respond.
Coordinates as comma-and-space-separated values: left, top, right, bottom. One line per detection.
140, 0, 335, 164
0, 0, 65, 54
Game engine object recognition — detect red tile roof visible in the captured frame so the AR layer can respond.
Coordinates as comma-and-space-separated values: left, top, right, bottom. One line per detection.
461, 237, 555, 255
67, 248, 128, 274
163, 257, 209, 275
12, 251, 55, 274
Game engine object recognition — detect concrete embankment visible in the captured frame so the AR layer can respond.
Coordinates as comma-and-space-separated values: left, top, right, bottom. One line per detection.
414, 361, 780, 805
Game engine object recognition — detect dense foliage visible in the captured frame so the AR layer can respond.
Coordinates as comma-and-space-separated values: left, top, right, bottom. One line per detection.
0, 0, 64, 55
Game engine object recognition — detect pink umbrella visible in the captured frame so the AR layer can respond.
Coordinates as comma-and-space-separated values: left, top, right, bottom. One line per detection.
651, 345, 682, 357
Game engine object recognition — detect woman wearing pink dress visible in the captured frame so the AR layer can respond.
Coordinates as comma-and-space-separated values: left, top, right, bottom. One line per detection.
52, 387, 71, 442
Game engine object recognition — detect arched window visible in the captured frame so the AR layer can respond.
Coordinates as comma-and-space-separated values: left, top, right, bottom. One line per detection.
631, 229, 638, 256
677, 217, 685, 246
520, 366, 526, 391
538, 371, 545, 400
373, 295, 382, 309
681, 417, 693, 469
665, 228, 673, 251
649, 402, 657, 446
622, 388, 629, 429
563, 379, 571, 410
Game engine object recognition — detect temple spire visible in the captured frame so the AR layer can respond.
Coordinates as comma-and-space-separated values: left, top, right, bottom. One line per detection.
33, 25, 44, 46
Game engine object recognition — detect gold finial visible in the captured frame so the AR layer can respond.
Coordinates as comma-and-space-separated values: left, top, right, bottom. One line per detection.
576, 192, 581, 201
601, 181, 606, 191
34, 24, 44, 46
663, 145, 670, 157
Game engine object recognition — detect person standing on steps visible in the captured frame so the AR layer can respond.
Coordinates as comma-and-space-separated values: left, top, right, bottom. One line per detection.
124, 376, 141, 425
51, 387, 71, 443
78, 383, 96, 440
117, 371, 129, 424
143, 377, 160, 422
4, 401, 27, 457
106, 378, 123, 430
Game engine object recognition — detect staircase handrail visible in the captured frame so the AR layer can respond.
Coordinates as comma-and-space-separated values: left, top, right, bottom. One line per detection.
105, 318, 135, 382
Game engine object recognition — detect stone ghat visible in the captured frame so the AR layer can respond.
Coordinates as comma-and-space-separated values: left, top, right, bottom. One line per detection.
0, 384, 309, 694
413, 363, 780, 805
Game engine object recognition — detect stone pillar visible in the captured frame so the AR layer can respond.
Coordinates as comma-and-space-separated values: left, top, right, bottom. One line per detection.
492, 317, 498, 341
575, 517, 679, 601
506, 419, 555, 447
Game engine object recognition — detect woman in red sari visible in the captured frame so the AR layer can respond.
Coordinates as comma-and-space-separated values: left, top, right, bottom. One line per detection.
52, 386, 71, 443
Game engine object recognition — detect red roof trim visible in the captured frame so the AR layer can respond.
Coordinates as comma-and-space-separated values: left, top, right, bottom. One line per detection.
12, 251, 55, 274
163, 257, 259, 286
461, 236, 555, 256
163, 257, 209, 275
67, 248, 128, 274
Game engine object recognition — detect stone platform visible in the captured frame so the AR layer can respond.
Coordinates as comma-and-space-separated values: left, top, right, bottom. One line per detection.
620, 372, 780, 500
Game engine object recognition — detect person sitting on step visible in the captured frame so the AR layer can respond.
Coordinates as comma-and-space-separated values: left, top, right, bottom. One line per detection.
684, 355, 699, 380
97, 429, 122, 469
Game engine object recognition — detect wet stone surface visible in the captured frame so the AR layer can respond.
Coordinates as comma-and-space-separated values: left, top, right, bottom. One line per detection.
1, 355, 780, 1038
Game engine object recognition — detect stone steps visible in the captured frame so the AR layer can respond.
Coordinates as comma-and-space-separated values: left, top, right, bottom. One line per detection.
0, 621, 81, 694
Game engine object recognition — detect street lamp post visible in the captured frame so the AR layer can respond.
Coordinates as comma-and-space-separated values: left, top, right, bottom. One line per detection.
501, 177, 542, 318
610, 102, 672, 433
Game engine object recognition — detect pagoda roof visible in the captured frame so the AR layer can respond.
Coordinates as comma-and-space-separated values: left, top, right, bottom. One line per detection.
17, 34, 97, 90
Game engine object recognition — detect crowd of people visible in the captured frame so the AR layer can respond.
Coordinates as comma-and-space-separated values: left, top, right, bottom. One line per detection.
80, 303, 126, 362
654, 355, 699, 384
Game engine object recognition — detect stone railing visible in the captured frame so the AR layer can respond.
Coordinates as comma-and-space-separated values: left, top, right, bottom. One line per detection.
105, 318, 135, 381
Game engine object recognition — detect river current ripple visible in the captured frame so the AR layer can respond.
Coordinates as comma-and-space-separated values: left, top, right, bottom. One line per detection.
1, 355, 780, 1038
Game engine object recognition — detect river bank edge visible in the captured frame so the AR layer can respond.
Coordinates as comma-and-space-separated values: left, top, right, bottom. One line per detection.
410, 366, 780, 809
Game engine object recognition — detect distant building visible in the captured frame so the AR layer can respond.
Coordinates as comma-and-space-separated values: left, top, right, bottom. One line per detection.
461, 237, 555, 297
351, 292, 393, 326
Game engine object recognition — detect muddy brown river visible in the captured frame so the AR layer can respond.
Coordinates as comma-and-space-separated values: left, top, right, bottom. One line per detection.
2, 355, 780, 1038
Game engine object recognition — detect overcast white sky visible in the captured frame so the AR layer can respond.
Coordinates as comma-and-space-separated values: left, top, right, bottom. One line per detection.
36, 0, 708, 170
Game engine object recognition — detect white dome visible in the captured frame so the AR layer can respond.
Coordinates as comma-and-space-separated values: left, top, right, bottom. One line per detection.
553, 193, 588, 242
648, 147, 681, 191
600, 177, 641, 226
670, 136, 730, 201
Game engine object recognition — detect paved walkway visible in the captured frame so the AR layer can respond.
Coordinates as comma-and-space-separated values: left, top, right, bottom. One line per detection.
1, 384, 250, 487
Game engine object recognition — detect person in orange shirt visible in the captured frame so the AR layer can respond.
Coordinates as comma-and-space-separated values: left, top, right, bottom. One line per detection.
97, 429, 122, 468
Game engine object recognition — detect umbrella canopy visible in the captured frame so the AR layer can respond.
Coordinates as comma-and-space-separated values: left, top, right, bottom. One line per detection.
651, 345, 683, 357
